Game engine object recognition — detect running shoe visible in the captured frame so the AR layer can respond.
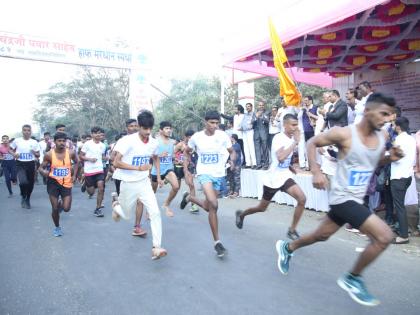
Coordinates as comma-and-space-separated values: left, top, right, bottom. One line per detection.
189, 204, 199, 214
132, 225, 147, 237
235, 210, 244, 229
53, 227, 63, 237
94, 208, 104, 217
275, 240, 293, 275
337, 273, 380, 306
214, 242, 227, 258
180, 192, 190, 209
152, 247, 167, 260
287, 229, 300, 240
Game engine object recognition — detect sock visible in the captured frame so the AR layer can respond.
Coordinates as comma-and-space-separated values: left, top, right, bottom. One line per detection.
350, 272, 360, 278
214, 240, 221, 246
286, 243, 293, 254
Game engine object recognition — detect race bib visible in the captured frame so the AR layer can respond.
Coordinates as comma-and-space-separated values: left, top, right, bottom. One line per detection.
19, 153, 33, 161
348, 170, 372, 187
278, 157, 291, 169
53, 167, 70, 177
160, 156, 172, 164
132, 156, 149, 166
201, 153, 219, 164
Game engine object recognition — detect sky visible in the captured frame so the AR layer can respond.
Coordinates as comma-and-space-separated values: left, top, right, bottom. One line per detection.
0, 0, 347, 135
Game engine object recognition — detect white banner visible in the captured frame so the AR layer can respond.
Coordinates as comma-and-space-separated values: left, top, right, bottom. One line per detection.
355, 62, 420, 131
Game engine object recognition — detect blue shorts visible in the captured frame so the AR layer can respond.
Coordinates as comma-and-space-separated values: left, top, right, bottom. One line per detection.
198, 175, 223, 191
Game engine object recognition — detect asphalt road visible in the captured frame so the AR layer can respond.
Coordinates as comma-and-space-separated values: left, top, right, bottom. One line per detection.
0, 179, 419, 315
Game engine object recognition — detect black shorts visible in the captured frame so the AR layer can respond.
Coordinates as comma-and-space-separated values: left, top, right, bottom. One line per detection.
85, 173, 105, 188
328, 200, 372, 229
262, 178, 296, 201
47, 178, 72, 198
151, 170, 174, 183
174, 166, 184, 180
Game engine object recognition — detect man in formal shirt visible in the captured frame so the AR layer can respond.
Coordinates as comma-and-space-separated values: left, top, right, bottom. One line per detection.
391, 117, 416, 244
253, 101, 270, 169
240, 103, 257, 168
354, 81, 373, 124
345, 88, 357, 125
301, 95, 318, 141
325, 90, 348, 128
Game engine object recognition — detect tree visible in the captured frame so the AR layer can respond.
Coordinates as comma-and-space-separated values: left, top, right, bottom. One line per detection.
154, 75, 239, 138
254, 77, 328, 107
34, 67, 130, 140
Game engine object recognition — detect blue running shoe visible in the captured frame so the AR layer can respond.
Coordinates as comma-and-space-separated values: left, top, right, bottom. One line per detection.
337, 273, 380, 306
275, 240, 293, 275
53, 227, 63, 237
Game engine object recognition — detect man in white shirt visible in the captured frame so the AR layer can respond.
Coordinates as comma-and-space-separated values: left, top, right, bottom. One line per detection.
80, 126, 107, 217
240, 103, 257, 168
390, 117, 416, 244
180, 111, 236, 258
354, 81, 373, 124
235, 114, 307, 240
10, 124, 40, 209
112, 110, 167, 260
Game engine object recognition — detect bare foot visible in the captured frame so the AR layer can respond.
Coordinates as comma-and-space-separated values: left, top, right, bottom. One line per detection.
163, 205, 174, 217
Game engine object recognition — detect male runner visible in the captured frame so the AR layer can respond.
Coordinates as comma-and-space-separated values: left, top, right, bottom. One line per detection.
112, 110, 167, 260
79, 126, 107, 217
111, 119, 147, 236
0, 135, 17, 197
174, 129, 199, 213
10, 125, 40, 209
180, 111, 236, 257
276, 93, 401, 306
235, 114, 307, 240
151, 121, 179, 217
39, 132, 78, 236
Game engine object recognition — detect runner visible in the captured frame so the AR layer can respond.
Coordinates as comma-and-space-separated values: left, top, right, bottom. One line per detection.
276, 93, 401, 306
110, 119, 147, 237
10, 125, 40, 209
174, 129, 199, 213
180, 111, 236, 257
0, 135, 17, 197
111, 110, 167, 260
39, 132, 78, 237
79, 126, 107, 217
235, 114, 306, 240
151, 121, 180, 217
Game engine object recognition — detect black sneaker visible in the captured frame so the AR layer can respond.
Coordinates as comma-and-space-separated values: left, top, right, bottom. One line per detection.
287, 229, 300, 240
180, 192, 190, 210
214, 242, 227, 258
235, 210, 244, 229
96, 208, 104, 217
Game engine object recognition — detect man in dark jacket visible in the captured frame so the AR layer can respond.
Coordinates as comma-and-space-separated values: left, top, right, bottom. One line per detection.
253, 101, 270, 169
325, 90, 348, 128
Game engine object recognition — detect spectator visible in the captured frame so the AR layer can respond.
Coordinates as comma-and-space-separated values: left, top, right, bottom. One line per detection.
221, 105, 245, 166
228, 134, 242, 198
391, 116, 416, 244
354, 81, 373, 124
345, 88, 357, 125
268, 105, 282, 150
324, 90, 348, 128
253, 101, 270, 170
301, 95, 318, 142
240, 103, 257, 169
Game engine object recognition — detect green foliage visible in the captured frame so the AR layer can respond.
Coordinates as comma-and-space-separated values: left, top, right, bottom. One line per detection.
34, 67, 129, 140
155, 76, 225, 138
254, 77, 328, 107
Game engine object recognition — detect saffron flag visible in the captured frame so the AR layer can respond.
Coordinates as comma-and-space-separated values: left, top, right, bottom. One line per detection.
269, 18, 301, 106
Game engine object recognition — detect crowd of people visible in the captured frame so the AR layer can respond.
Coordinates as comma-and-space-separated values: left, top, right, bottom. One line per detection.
0, 80, 419, 307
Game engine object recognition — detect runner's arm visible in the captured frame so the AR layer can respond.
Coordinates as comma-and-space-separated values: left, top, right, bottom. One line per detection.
152, 153, 164, 187
70, 150, 79, 181
38, 153, 51, 177
113, 152, 150, 171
